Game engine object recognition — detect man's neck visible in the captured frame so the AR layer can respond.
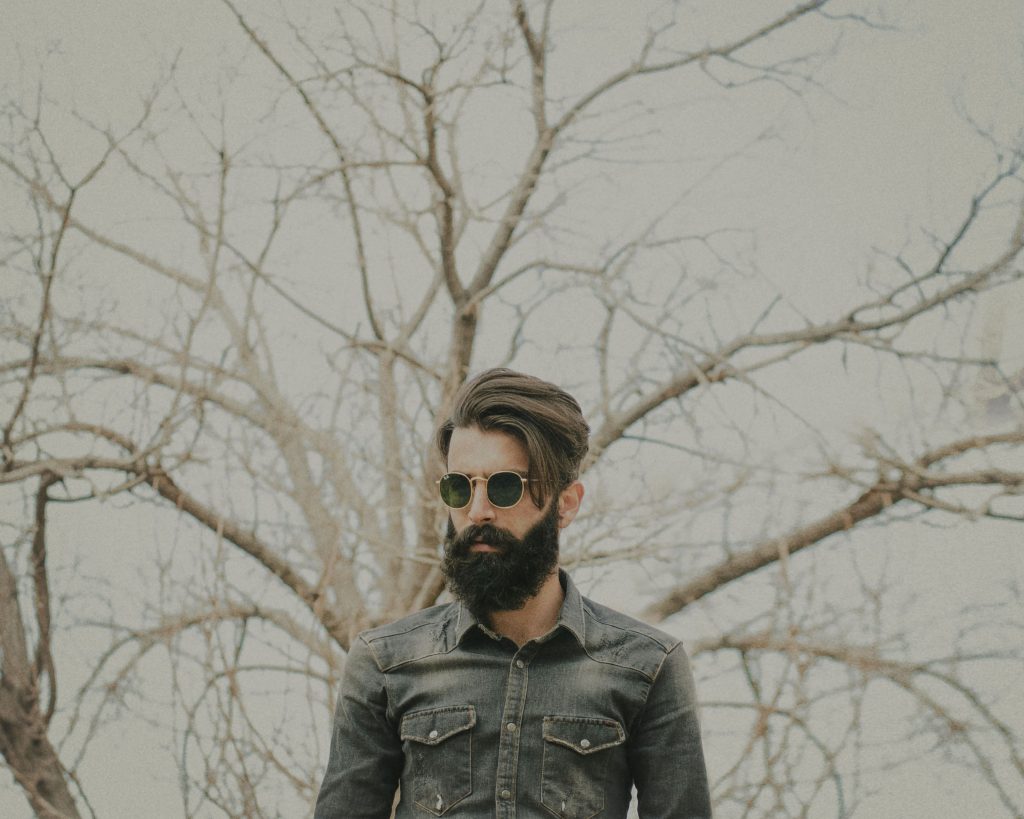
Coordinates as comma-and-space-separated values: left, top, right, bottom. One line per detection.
487, 570, 564, 647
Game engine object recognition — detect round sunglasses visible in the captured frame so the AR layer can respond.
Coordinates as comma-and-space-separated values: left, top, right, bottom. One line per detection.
436, 471, 531, 510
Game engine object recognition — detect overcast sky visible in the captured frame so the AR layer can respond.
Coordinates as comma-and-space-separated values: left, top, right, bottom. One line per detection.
2, 1, 1023, 817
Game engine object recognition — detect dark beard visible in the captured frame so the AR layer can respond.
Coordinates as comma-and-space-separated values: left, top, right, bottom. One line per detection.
441, 502, 560, 621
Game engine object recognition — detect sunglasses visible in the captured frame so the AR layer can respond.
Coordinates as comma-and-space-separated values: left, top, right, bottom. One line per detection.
437, 471, 532, 510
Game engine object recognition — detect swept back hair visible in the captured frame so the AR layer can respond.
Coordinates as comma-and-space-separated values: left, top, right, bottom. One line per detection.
436, 368, 590, 507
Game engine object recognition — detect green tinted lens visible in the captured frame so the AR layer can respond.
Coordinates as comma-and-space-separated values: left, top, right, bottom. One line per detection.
487, 472, 525, 508
439, 473, 471, 508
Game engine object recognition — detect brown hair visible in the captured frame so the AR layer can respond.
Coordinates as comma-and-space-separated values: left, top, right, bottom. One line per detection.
436, 368, 590, 506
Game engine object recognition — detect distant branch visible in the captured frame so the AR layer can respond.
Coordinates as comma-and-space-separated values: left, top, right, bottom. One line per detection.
644, 429, 1024, 621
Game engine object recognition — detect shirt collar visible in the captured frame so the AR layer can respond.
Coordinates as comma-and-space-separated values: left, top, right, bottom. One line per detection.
452, 568, 587, 646
555, 568, 587, 646
452, 601, 479, 645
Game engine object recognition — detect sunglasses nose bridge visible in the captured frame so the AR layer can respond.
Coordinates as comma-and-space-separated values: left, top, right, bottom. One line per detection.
465, 475, 496, 518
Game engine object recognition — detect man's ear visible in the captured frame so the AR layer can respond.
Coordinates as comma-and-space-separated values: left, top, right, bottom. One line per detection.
556, 480, 584, 529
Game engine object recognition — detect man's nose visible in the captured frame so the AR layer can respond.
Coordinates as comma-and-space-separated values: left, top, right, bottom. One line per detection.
466, 478, 495, 523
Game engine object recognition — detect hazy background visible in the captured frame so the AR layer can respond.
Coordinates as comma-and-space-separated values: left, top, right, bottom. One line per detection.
2, 1, 1023, 817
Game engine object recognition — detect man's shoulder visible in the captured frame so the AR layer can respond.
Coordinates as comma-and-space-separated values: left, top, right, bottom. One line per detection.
581, 595, 681, 651
355, 602, 459, 671
579, 595, 685, 680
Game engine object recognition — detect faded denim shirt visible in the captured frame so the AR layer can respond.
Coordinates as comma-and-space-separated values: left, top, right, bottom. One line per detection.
314, 571, 711, 818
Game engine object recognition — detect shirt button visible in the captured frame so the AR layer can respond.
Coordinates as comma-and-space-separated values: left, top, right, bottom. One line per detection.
500, 789, 511, 799
428, 729, 439, 740
580, 738, 591, 749
506, 722, 517, 732
515, 659, 525, 668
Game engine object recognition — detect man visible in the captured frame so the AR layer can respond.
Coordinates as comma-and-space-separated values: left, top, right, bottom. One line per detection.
315, 368, 711, 818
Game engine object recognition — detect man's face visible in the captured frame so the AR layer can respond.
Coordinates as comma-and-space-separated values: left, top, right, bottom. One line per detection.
445, 425, 547, 543
440, 426, 561, 618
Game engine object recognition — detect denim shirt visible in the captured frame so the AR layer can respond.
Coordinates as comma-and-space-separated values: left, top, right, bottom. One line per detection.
314, 571, 711, 818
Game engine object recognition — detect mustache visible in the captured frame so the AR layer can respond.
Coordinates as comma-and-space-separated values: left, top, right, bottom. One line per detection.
450, 523, 520, 555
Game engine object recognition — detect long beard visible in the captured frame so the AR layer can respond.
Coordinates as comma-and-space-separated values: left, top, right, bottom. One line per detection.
441, 502, 560, 620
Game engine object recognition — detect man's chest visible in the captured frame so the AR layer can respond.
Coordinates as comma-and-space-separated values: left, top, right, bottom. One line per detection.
387, 638, 648, 726
384, 638, 648, 817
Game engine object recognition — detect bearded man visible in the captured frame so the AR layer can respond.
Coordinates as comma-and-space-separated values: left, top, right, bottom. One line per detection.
314, 369, 711, 818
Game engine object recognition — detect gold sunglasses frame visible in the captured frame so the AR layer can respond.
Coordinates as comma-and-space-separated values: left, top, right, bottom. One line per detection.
436, 471, 532, 510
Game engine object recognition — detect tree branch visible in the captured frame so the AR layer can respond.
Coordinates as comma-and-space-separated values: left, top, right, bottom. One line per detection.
644, 429, 1024, 621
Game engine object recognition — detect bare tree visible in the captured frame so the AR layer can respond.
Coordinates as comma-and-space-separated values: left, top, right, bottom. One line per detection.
1, 1, 1022, 816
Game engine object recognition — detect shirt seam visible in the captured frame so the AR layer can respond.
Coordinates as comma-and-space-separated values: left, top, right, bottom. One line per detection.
584, 606, 680, 653
373, 645, 463, 673
362, 607, 457, 642
577, 646, 660, 683
359, 635, 398, 726
626, 642, 677, 736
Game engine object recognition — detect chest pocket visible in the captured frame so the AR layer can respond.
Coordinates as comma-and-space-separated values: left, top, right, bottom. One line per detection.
400, 705, 476, 816
541, 715, 625, 819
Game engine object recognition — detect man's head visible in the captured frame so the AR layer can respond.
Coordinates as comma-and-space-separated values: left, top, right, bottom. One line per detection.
436, 369, 590, 616
437, 368, 590, 507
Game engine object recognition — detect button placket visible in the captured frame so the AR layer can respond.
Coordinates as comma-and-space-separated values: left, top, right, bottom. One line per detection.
494, 647, 533, 818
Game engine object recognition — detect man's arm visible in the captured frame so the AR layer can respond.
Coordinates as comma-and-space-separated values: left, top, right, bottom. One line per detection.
628, 642, 712, 818
314, 636, 404, 818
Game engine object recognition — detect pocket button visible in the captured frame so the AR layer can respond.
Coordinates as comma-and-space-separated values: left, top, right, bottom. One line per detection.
580, 738, 591, 749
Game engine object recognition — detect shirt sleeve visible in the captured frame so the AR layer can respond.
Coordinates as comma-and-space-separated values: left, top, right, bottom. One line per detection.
313, 636, 404, 818
628, 642, 712, 818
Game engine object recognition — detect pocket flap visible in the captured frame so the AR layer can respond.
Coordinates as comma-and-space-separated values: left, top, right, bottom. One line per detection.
401, 705, 476, 745
543, 715, 625, 754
